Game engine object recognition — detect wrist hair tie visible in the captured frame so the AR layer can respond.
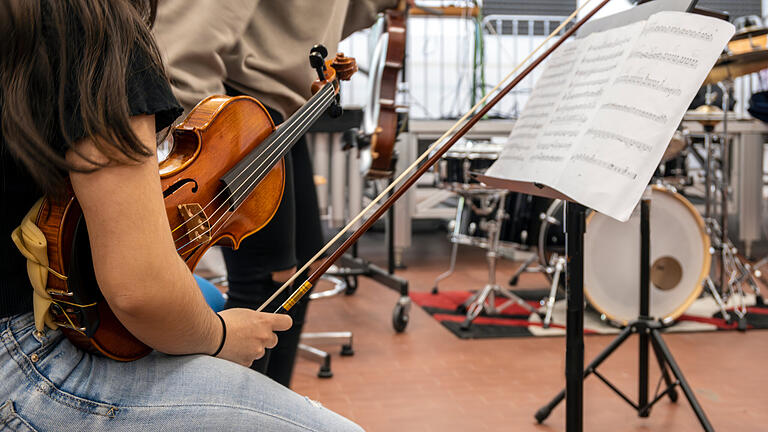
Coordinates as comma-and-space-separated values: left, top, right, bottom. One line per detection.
212, 313, 227, 357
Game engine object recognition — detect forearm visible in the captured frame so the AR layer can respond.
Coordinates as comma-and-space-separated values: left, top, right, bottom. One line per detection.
103, 257, 222, 355
69, 115, 222, 356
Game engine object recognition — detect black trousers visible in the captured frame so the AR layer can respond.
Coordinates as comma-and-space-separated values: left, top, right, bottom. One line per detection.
222, 93, 325, 387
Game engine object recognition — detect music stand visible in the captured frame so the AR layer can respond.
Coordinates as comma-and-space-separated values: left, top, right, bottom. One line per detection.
478, 1, 716, 430
533, 188, 714, 432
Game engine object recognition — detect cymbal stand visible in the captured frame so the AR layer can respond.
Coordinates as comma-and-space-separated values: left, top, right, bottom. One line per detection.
695, 84, 762, 329
718, 80, 764, 311
699, 119, 732, 322
457, 190, 538, 330
718, 80, 763, 312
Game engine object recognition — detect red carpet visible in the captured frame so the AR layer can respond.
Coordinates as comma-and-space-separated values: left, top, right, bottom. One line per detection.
411, 289, 768, 339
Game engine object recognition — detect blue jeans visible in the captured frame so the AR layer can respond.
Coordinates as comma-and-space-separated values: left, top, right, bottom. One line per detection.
0, 313, 363, 431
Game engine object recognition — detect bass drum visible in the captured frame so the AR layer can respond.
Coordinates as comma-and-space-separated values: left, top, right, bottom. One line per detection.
537, 187, 710, 325
585, 186, 710, 325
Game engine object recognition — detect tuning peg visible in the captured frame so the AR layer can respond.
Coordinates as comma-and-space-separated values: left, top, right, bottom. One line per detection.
328, 101, 343, 119
310, 44, 328, 59
309, 52, 325, 81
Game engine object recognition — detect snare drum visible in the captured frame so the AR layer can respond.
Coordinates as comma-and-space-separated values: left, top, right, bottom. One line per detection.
451, 192, 554, 250
437, 140, 503, 190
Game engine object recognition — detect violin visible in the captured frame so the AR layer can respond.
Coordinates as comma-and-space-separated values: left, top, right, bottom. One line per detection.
363, 1, 409, 178
34, 47, 356, 361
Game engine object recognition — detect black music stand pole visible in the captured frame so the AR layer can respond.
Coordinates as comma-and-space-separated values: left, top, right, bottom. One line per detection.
564, 201, 587, 432
528, 200, 587, 431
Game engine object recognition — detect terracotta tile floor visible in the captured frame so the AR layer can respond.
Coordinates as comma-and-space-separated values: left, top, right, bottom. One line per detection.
292, 231, 768, 432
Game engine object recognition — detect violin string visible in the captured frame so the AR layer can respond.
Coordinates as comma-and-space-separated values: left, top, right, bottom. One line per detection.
255, 0, 595, 313
171, 84, 334, 250
168, 83, 334, 243
175, 85, 335, 254
175, 85, 334, 254
171, 84, 334, 245
175, 85, 336, 254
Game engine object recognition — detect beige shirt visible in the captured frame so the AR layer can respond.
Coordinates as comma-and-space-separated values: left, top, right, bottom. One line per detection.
153, 0, 396, 118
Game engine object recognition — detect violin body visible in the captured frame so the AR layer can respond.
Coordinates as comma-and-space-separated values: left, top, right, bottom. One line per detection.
367, 8, 407, 178
36, 96, 283, 361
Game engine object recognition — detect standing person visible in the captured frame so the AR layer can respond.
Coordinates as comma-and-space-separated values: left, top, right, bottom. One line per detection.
0, 0, 362, 430
154, 0, 399, 387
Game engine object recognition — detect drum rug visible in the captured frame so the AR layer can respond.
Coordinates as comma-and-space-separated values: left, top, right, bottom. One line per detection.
410, 289, 768, 339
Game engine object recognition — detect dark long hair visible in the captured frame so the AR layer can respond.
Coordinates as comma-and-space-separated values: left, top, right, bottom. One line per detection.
0, 0, 162, 193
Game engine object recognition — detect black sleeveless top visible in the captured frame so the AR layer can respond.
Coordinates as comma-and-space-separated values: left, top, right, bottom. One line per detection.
0, 10, 183, 318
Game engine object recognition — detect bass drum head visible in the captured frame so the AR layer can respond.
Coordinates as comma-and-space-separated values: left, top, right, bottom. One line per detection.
584, 187, 710, 325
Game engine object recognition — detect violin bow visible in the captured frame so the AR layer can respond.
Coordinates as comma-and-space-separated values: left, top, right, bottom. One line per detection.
259, 0, 613, 314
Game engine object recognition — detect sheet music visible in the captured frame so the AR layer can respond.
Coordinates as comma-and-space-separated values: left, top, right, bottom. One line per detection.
485, 11, 734, 221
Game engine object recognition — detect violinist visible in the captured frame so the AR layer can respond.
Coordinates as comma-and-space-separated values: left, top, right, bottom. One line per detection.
0, 0, 361, 429
153, 0, 398, 387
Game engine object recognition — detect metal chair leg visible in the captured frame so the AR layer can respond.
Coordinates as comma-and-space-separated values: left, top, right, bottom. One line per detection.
298, 276, 356, 378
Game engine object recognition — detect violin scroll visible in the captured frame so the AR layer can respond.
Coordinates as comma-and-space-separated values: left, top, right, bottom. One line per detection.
310, 44, 357, 95
331, 53, 358, 81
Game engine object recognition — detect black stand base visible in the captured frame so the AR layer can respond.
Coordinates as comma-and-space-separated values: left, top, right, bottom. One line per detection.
535, 318, 713, 431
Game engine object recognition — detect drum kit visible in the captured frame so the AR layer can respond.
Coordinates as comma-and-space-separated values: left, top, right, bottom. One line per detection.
431, 17, 768, 330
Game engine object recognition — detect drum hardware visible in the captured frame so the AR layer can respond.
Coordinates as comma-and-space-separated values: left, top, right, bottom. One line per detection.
435, 139, 503, 192
448, 190, 539, 330
432, 139, 558, 298
541, 255, 566, 329
431, 182, 564, 329
651, 126, 695, 191
537, 189, 714, 432
661, 128, 690, 164
685, 80, 764, 329
508, 198, 567, 329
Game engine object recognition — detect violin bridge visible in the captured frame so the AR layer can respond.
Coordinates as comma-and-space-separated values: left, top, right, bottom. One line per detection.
178, 203, 212, 244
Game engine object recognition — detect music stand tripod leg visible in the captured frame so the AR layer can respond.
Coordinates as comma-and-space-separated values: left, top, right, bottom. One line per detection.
650, 335, 679, 403
649, 330, 714, 432
534, 325, 634, 424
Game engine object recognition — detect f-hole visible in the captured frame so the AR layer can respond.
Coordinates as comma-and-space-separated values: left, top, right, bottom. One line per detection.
163, 178, 199, 198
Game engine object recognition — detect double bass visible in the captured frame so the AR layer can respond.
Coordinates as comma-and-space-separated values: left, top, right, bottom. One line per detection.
361, 0, 409, 178
31, 47, 356, 361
